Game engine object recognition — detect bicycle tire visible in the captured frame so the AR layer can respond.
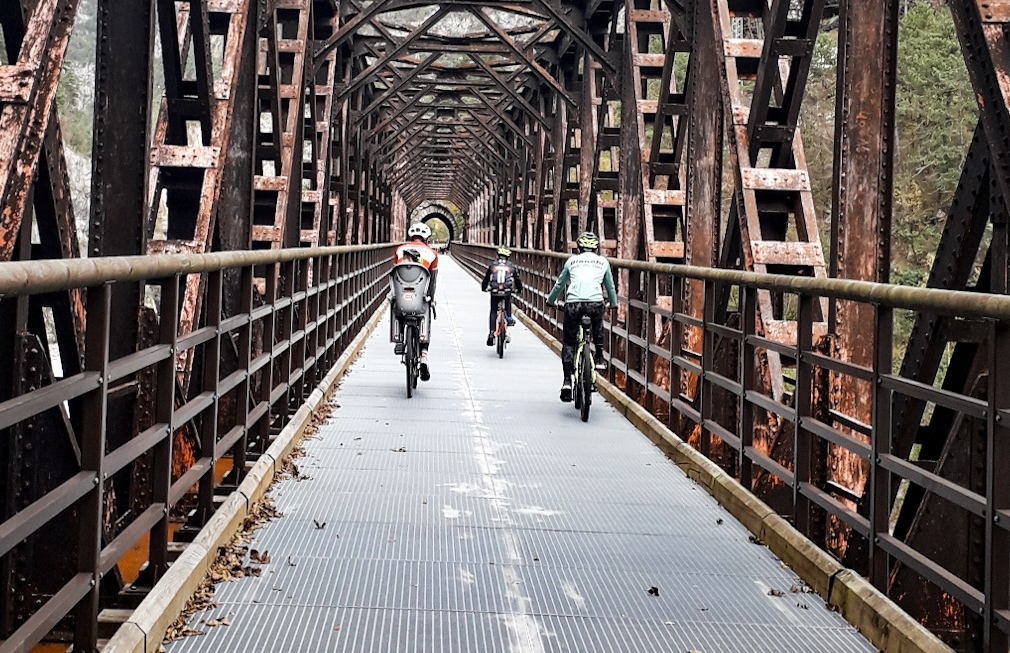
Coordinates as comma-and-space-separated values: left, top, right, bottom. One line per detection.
496, 311, 506, 358
580, 347, 592, 422
572, 345, 582, 409
405, 323, 416, 398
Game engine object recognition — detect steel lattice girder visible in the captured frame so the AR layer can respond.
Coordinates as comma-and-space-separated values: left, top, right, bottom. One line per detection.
2, 0, 1010, 647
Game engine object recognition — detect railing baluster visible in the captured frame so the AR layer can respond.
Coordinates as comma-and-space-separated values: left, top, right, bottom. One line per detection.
151, 274, 179, 581
73, 283, 110, 652
740, 285, 756, 491
870, 302, 893, 589
794, 292, 815, 536
199, 270, 222, 524
700, 279, 714, 458
986, 317, 1010, 650
235, 265, 254, 481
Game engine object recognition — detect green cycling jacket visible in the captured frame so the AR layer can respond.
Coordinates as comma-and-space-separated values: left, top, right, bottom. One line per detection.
547, 252, 618, 305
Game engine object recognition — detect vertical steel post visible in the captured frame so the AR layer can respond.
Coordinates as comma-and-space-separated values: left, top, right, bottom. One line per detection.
794, 293, 815, 535
700, 279, 714, 458
740, 285, 757, 491
150, 275, 179, 580
869, 303, 893, 589
198, 271, 222, 524
73, 283, 110, 652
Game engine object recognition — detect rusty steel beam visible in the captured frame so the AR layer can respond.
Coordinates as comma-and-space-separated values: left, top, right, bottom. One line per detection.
0, 0, 79, 261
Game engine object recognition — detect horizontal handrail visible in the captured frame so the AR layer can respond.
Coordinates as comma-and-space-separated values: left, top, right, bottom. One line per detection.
461, 242, 1010, 320
0, 243, 392, 297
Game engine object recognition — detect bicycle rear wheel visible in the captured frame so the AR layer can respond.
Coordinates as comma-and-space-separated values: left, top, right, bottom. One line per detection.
404, 323, 417, 398
580, 348, 593, 422
496, 311, 506, 358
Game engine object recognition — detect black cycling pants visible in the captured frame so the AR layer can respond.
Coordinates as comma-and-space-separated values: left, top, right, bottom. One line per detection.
561, 301, 605, 377
489, 293, 513, 333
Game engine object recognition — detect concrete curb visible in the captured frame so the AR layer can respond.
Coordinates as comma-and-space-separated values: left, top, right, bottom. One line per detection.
104, 304, 388, 653
513, 307, 951, 653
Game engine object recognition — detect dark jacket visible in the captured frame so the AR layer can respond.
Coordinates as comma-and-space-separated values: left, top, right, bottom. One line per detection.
481, 259, 524, 294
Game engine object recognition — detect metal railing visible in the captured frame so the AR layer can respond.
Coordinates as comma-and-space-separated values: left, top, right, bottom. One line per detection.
454, 242, 1010, 650
0, 244, 391, 652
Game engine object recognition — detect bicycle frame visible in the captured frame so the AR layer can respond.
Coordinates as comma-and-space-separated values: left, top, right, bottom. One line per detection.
573, 322, 597, 383
491, 292, 511, 358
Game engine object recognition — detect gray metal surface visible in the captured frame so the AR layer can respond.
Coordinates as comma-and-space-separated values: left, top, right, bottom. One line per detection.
165, 257, 876, 653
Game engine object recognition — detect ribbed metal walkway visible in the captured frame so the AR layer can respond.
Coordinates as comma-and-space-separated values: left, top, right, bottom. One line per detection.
165, 256, 875, 653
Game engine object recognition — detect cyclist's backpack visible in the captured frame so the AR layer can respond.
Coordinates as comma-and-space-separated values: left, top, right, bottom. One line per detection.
490, 263, 514, 295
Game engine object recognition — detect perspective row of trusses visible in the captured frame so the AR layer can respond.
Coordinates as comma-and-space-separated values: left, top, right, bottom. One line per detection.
321, 0, 615, 209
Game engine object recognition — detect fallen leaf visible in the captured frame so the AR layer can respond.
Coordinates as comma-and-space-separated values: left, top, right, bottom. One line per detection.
250, 549, 271, 564
797, 602, 809, 610
205, 619, 223, 627
647, 586, 660, 597
333, 625, 342, 632
391, 446, 407, 453
287, 556, 297, 567
748, 535, 764, 545
313, 519, 327, 530
767, 589, 785, 597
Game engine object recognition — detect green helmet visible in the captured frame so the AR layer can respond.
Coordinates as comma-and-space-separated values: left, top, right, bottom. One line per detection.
576, 231, 600, 252
496, 246, 512, 258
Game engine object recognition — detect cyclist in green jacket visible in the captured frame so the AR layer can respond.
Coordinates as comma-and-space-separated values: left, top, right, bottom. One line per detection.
546, 232, 618, 402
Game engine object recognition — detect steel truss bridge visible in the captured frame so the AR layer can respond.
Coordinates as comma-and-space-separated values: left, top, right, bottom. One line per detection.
0, 0, 1008, 651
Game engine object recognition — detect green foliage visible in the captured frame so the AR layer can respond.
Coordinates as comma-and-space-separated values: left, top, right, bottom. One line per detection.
892, 5, 976, 269
56, 64, 93, 155
802, 6, 977, 276
427, 218, 450, 243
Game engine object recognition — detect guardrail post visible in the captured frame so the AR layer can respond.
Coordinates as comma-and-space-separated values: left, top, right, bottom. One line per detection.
150, 275, 179, 580
794, 292, 815, 536
74, 283, 110, 652
986, 317, 1010, 650
278, 261, 296, 425
308, 255, 322, 386
740, 285, 757, 491
700, 279, 714, 458
235, 266, 253, 477
670, 274, 685, 432
870, 302, 893, 589
198, 271, 222, 525
294, 258, 310, 403
644, 270, 656, 413
254, 263, 276, 456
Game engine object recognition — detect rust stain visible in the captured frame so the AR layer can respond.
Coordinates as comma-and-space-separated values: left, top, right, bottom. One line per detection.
117, 522, 180, 585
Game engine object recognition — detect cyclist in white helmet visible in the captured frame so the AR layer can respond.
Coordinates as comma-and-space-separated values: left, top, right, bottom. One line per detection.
393, 222, 439, 380
546, 231, 617, 402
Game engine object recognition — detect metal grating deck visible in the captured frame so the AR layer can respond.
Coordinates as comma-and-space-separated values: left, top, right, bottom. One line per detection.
165, 256, 877, 653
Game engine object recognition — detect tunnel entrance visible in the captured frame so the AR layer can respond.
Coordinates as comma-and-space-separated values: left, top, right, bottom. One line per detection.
421, 212, 455, 243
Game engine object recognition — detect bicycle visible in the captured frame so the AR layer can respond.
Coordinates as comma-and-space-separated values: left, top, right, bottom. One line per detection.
389, 259, 433, 399
572, 315, 596, 422
556, 302, 609, 422
401, 314, 421, 397
492, 292, 511, 358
